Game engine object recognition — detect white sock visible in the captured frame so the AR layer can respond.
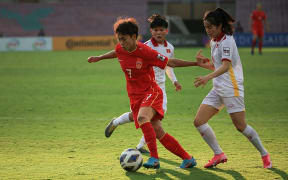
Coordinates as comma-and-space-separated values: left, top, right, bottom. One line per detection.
197, 123, 223, 155
136, 136, 146, 149
113, 112, 131, 126
242, 125, 268, 156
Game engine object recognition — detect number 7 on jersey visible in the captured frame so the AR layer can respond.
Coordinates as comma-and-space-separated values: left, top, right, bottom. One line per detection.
126, 69, 132, 78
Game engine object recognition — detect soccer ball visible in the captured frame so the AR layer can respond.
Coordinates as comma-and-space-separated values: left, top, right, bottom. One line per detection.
120, 148, 143, 172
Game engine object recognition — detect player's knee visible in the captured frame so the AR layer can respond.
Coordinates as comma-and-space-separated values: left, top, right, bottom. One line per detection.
128, 112, 134, 122
194, 118, 201, 127
137, 115, 149, 125
235, 124, 246, 132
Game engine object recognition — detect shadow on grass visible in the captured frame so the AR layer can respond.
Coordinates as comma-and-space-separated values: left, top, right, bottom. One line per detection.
208, 168, 246, 180
269, 168, 288, 180
125, 154, 232, 180
125, 167, 228, 180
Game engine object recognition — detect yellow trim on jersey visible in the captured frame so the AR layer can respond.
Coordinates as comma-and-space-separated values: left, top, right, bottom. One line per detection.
228, 65, 239, 96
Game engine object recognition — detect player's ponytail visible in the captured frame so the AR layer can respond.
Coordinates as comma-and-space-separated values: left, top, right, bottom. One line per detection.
204, 8, 235, 35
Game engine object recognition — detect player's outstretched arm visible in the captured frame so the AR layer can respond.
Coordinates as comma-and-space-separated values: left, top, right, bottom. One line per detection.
88, 50, 117, 63
194, 60, 230, 88
167, 58, 198, 68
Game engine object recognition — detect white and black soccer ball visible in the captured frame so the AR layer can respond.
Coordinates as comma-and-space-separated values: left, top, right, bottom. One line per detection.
120, 148, 143, 172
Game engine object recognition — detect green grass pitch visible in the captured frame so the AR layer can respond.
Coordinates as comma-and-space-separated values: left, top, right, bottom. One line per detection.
0, 47, 287, 180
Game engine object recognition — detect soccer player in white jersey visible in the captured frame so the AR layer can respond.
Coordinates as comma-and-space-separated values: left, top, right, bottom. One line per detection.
194, 8, 272, 168
104, 14, 182, 153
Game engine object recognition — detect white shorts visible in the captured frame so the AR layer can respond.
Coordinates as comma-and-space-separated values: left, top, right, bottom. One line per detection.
159, 84, 167, 113
202, 89, 245, 114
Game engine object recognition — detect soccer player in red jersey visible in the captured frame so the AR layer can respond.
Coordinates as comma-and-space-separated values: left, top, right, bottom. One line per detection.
88, 17, 200, 169
103, 14, 182, 154
250, 3, 268, 55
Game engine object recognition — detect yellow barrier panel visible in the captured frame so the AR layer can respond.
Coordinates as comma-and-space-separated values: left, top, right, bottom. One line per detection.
53, 36, 118, 50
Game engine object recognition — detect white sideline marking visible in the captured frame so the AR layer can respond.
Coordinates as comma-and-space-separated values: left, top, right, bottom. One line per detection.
0, 117, 107, 121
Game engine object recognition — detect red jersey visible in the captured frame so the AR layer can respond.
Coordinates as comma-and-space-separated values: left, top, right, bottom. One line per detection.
251, 10, 266, 30
115, 41, 168, 98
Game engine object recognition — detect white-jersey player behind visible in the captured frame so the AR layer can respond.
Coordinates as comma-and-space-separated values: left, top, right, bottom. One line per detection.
104, 14, 182, 153
145, 38, 179, 113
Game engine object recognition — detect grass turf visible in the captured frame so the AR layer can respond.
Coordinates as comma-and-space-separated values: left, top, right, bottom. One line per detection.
0, 47, 287, 180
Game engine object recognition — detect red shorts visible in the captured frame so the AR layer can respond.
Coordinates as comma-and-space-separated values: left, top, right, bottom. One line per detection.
252, 28, 264, 37
130, 91, 164, 129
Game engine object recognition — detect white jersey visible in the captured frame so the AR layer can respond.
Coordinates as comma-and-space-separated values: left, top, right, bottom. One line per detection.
145, 39, 177, 86
210, 34, 244, 97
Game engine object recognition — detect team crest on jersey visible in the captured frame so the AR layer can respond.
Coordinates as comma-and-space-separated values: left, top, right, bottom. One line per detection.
223, 47, 230, 56
157, 53, 166, 61
136, 58, 143, 69
166, 49, 171, 53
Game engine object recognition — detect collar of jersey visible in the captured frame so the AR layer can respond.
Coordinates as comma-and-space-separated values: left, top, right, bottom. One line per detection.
151, 37, 168, 47
213, 32, 225, 42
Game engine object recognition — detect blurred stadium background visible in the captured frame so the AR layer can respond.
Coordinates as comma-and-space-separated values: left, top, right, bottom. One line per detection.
0, 0, 287, 51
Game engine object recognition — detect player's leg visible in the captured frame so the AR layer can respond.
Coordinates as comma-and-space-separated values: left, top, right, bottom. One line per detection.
151, 119, 196, 168
258, 37, 263, 55
194, 104, 227, 168
136, 136, 149, 153
105, 112, 133, 137
258, 31, 264, 55
251, 29, 258, 55
137, 85, 168, 154
137, 106, 160, 169
230, 111, 272, 168
194, 90, 227, 168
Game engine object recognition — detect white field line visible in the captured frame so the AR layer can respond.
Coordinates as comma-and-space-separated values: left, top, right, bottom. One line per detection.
0, 117, 107, 121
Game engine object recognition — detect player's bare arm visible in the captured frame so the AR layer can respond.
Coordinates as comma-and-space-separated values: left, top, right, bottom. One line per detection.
167, 58, 198, 68
166, 67, 182, 91
88, 50, 117, 63
194, 60, 230, 88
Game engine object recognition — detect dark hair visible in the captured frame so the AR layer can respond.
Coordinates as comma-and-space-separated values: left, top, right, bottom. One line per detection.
204, 8, 235, 35
113, 17, 139, 38
148, 14, 168, 29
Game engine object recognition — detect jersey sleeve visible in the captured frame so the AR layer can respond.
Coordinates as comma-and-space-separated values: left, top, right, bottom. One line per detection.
143, 44, 168, 69
170, 46, 175, 58
221, 38, 233, 62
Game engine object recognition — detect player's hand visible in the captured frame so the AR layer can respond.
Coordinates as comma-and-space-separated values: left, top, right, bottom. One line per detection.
174, 81, 182, 91
87, 56, 101, 63
196, 50, 209, 64
194, 76, 209, 88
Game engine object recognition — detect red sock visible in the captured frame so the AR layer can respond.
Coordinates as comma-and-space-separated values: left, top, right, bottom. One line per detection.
259, 41, 262, 53
140, 122, 158, 159
159, 133, 191, 160
251, 39, 256, 51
